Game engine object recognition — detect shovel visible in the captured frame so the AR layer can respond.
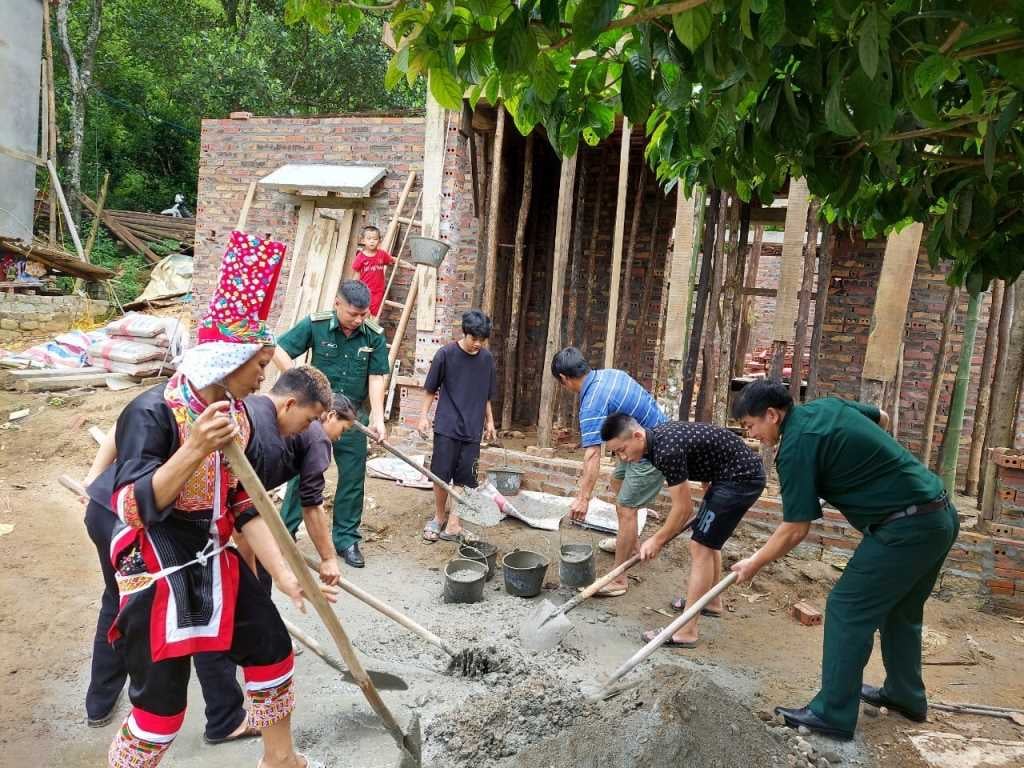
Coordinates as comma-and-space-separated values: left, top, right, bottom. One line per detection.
585, 572, 738, 702
354, 422, 501, 527
283, 618, 408, 690
520, 515, 697, 651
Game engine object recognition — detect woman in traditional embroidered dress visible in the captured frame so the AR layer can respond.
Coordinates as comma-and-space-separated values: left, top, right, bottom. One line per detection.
106, 231, 331, 768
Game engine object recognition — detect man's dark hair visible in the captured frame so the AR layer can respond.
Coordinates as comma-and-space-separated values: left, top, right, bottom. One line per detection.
362, 225, 381, 236
731, 379, 794, 419
600, 412, 642, 442
550, 347, 591, 380
337, 278, 371, 309
330, 393, 357, 421
462, 309, 492, 339
271, 365, 332, 409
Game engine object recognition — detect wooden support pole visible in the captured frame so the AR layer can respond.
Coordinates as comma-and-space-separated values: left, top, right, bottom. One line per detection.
38, 61, 49, 167
696, 195, 729, 424
634, 188, 665, 375
604, 119, 631, 368
728, 203, 751, 377
481, 104, 506, 318
678, 189, 720, 419
656, 186, 696, 391
790, 202, 821, 400
860, 222, 923, 407
805, 222, 833, 400
48, 161, 85, 260
561, 155, 588, 430
769, 177, 812, 386
42, 0, 58, 247
80, 192, 162, 264
921, 285, 959, 467
713, 199, 741, 425
966, 279, 1004, 496
979, 281, 1015, 508
891, 342, 905, 439
681, 188, 705, 366
580, 145, 609, 352
537, 153, 578, 449
734, 224, 764, 377
940, 289, 983, 493
614, 160, 648, 355
501, 134, 534, 431
83, 171, 109, 262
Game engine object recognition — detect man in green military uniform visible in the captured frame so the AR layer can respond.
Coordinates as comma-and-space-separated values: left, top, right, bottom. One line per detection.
730, 380, 958, 740
273, 280, 390, 567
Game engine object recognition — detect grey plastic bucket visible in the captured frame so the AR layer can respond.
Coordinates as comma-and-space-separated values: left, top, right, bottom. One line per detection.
459, 540, 498, 581
501, 549, 549, 598
443, 558, 487, 604
559, 543, 595, 588
486, 467, 523, 496
407, 235, 450, 267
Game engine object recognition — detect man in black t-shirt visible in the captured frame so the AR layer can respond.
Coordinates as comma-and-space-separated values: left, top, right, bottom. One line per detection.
601, 413, 766, 648
418, 309, 498, 542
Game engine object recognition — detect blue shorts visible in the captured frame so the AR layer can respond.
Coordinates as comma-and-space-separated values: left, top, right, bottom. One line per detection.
691, 478, 765, 550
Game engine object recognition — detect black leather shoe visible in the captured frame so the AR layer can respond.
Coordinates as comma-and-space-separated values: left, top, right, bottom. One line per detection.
774, 706, 854, 741
860, 684, 927, 722
340, 543, 364, 568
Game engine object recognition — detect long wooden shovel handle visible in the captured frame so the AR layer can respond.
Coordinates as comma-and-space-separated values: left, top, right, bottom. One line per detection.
598, 572, 738, 696
353, 421, 468, 504
222, 442, 416, 761
302, 553, 457, 657
553, 515, 698, 620
282, 616, 351, 677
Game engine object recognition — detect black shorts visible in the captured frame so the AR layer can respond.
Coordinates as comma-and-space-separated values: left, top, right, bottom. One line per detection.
691, 478, 765, 550
430, 433, 480, 488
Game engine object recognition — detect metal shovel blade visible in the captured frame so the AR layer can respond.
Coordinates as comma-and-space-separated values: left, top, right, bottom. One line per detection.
398, 713, 423, 768
520, 598, 573, 651
454, 488, 503, 527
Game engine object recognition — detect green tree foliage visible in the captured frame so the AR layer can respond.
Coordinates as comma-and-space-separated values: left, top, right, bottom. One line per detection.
310, 0, 1024, 288
52, 0, 424, 214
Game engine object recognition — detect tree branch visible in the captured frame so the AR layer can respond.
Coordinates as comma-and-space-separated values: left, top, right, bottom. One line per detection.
953, 38, 1024, 60
938, 20, 968, 54
549, 0, 708, 50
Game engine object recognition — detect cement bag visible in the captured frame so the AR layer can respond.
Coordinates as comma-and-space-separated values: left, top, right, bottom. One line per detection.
105, 313, 167, 339
88, 339, 165, 364
88, 356, 167, 376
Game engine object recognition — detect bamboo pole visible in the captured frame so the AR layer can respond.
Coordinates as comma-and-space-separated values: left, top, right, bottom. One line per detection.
805, 222, 833, 400
604, 119, 631, 368
921, 285, 959, 468
979, 281, 1014, 508
501, 134, 534, 431
966, 279, 1004, 495
481, 104, 506, 317
940, 289, 983, 493
42, 0, 58, 247
696, 195, 729, 424
47, 161, 85, 260
790, 202, 821, 400
83, 171, 109, 262
678, 189, 720, 419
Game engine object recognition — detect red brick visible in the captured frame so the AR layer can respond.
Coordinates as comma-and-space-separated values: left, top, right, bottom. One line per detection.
791, 601, 823, 626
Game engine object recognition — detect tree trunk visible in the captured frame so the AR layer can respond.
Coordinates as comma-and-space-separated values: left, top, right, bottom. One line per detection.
921, 285, 959, 468
939, 290, 983, 494
805, 223, 833, 400
56, 0, 103, 228
714, 200, 742, 425
790, 202, 821, 400
678, 189, 720, 420
696, 195, 730, 423
966, 280, 1004, 496
979, 281, 1015, 506
614, 162, 649, 355
501, 135, 534, 431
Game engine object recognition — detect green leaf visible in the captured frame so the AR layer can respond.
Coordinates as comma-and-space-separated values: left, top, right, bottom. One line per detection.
825, 77, 858, 136
984, 128, 995, 181
483, 71, 500, 105
750, 0, 767, 12
740, 0, 753, 40
573, 0, 620, 50
963, 61, 984, 113
957, 190, 973, 236
493, 9, 537, 72
758, 0, 786, 48
540, 0, 560, 31
858, 6, 879, 79
996, 93, 1022, 140
621, 55, 653, 123
429, 68, 464, 110
384, 56, 404, 91
914, 54, 957, 96
997, 51, 1024, 88
672, 6, 712, 52
532, 55, 560, 103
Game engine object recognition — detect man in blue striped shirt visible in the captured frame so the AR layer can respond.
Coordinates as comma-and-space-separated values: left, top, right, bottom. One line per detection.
551, 347, 667, 596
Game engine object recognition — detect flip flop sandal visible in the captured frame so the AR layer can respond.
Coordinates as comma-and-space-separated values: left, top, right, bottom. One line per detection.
422, 519, 444, 543
597, 537, 617, 554
204, 723, 260, 745
438, 530, 465, 542
257, 755, 325, 768
669, 596, 722, 617
641, 629, 699, 648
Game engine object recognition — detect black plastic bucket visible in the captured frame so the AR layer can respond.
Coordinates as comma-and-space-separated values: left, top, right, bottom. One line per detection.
443, 558, 487, 603
459, 541, 498, 581
559, 543, 596, 588
501, 549, 549, 598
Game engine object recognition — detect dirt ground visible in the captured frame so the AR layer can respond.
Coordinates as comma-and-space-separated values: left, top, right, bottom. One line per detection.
1, 385, 1023, 767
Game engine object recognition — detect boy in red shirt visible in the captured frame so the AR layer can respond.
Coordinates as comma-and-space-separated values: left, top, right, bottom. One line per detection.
351, 225, 394, 316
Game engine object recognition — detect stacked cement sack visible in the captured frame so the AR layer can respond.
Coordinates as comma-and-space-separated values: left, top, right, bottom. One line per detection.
87, 313, 186, 376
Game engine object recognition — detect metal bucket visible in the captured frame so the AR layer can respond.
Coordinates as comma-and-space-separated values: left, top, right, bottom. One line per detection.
501, 549, 549, 598
407, 235, 450, 268
559, 543, 596, 588
459, 540, 498, 581
443, 558, 487, 604
486, 467, 523, 496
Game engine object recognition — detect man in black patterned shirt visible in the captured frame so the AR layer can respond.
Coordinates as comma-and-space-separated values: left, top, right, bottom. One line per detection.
601, 413, 766, 648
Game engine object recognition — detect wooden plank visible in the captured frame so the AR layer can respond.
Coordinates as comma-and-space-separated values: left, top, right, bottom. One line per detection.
39, 61, 48, 168
604, 119, 631, 368
83, 172, 109, 262
481, 103, 506, 317
9, 366, 105, 378
771, 177, 810, 345
861, 222, 924, 384
696, 195, 729, 423
48, 161, 85, 261
537, 153, 579, 448
276, 200, 317, 333
614, 161, 648, 355
388, 274, 419, 369
80, 193, 161, 264
921, 284, 958, 467
662, 188, 696, 361
416, 94, 446, 335
236, 181, 258, 230
42, 0, 58, 247
258, 164, 386, 197
790, 202, 821, 399
805, 223, 833, 400
0, 143, 44, 167
416, 266, 437, 333
13, 372, 117, 392
381, 172, 416, 254
318, 209, 355, 311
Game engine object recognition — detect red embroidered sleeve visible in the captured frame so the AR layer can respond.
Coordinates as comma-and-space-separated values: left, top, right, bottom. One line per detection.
112, 484, 143, 529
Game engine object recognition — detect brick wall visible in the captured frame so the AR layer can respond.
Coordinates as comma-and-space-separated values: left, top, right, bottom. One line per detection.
193, 112, 426, 337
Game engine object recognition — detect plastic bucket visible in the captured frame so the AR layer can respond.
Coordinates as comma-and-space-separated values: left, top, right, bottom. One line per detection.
486, 467, 523, 496
443, 558, 487, 604
459, 541, 498, 581
501, 549, 549, 598
559, 543, 596, 588
407, 235, 450, 267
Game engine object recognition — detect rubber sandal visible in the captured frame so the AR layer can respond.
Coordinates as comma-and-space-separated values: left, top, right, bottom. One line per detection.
257, 756, 325, 768
641, 629, 699, 648
597, 537, 617, 554
422, 519, 443, 543
204, 723, 260, 745
669, 596, 722, 617
438, 530, 465, 542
